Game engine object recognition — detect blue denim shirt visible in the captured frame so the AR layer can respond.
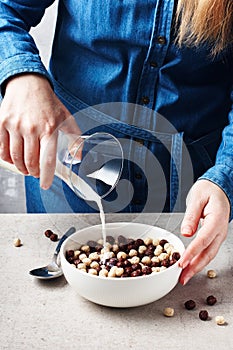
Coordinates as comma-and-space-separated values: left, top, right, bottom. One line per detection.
0, 0, 232, 218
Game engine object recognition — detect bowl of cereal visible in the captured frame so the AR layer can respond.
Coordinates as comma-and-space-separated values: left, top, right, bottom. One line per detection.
60, 222, 185, 308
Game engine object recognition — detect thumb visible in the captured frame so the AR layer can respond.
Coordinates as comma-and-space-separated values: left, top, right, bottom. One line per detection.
181, 188, 203, 237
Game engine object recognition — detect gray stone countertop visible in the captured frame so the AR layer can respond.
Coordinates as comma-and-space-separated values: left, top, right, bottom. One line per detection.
0, 213, 232, 350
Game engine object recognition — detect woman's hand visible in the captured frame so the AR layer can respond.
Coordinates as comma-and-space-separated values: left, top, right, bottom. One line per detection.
179, 179, 230, 285
0, 73, 81, 189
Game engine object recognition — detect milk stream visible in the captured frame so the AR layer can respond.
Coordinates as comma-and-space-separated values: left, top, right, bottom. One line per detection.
0, 157, 108, 254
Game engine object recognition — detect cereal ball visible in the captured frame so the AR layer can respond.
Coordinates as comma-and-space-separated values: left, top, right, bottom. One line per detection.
184, 300, 196, 310
130, 256, 140, 265
138, 245, 147, 254
199, 310, 209, 321
151, 256, 160, 263
89, 252, 100, 261
152, 267, 161, 273
128, 249, 138, 257
88, 268, 98, 275
50, 233, 58, 242
154, 245, 163, 256
141, 256, 151, 265
44, 229, 53, 238
74, 250, 81, 258
158, 252, 169, 261
108, 266, 118, 277
117, 251, 127, 260
207, 269, 217, 278
82, 258, 92, 266
79, 253, 87, 261
163, 307, 175, 317
13, 238, 22, 247
152, 238, 160, 246
206, 295, 217, 306
144, 237, 153, 246
215, 316, 225, 325
112, 244, 119, 252
77, 263, 86, 270
99, 269, 108, 277
115, 267, 124, 277
90, 261, 100, 269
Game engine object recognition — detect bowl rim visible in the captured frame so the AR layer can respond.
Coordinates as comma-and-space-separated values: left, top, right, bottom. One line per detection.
60, 222, 185, 281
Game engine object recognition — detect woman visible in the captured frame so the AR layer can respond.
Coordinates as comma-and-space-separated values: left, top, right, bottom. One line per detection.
0, 0, 232, 285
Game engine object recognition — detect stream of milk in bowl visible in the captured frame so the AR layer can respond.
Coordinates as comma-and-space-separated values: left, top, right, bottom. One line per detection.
70, 171, 108, 254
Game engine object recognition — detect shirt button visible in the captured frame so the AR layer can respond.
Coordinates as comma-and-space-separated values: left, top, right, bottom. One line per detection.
135, 173, 142, 180
141, 96, 150, 104
157, 36, 166, 45
150, 61, 158, 68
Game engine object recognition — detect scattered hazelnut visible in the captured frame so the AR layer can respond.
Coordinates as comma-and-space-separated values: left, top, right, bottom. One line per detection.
199, 310, 209, 321
44, 229, 53, 238
184, 300, 196, 310
215, 316, 225, 325
206, 295, 217, 306
207, 269, 217, 278
50, 233, 58, 242
163, 307, 175, 317
13, 238, 22, 247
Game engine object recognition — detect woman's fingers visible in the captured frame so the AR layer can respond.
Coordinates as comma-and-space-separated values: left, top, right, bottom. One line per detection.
9, 131, 29, 174
0, 128, 12, 163
179, 232, 224, 285
39, 131, 58, 190
24, 134, 40, 177
179, 180, 230, 284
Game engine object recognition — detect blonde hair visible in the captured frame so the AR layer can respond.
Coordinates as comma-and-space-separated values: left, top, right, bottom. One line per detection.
176, 0, 233, 55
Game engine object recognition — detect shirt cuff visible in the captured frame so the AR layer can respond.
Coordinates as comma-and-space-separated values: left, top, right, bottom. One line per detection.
0, 53, 53, 96
199, 164, 233, 222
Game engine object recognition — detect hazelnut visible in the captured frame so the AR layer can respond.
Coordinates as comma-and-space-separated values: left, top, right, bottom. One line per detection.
207, 269, 217, 278
115, 267, 124, 277
184, 300, 196, 310
99, 269, 108, 277
163, 307, 175, 317
73, 250, 81, 258
79, 253, 87, 261
141, 256, 151, 265
13, 238, 22, 247
81, 245, 90, 253
206, 295, 217, 306
154, 245, 163, 256
90, 261, 99, 269
82, 258, 92, 266
44, 229, 53, 238
117, 251, 127, 260
199, 310, 209, 321
215, 316, 225, 325
138, 245, 147, 254
50, 233, 58, 242
128, 249, 137, 257
144, 237, 153, 245
129, 256, 140, 265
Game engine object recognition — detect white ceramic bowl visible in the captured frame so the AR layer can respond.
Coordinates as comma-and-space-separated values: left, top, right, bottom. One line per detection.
60, 222, 185, 308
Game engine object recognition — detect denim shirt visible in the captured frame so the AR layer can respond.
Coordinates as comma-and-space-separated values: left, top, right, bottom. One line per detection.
0, 0, 232, 218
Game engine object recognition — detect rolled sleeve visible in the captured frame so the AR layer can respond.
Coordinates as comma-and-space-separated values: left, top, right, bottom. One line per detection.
199, 86, 233, 222
199, 165, 233, 221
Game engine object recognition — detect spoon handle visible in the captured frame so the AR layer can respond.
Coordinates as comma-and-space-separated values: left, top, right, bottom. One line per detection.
54, 226, 76, 256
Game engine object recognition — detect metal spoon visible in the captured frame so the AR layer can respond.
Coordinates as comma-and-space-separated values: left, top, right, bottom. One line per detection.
29, 226, 76, 279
